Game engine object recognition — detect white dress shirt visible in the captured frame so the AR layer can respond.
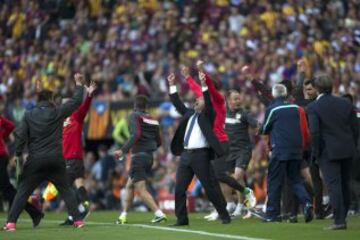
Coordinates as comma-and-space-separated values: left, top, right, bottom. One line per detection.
169, 85, 209, 149
184, 113, 209, 149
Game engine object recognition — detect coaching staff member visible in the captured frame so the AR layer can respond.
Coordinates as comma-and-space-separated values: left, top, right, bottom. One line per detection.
167, 73, 230, 226
307, 74, 359, 230
260, 84, 313, 223
3, 73, 86, 231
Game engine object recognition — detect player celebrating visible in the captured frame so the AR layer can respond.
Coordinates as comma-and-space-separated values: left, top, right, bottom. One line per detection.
114, 95, 166, 224
60, 80, 97, 225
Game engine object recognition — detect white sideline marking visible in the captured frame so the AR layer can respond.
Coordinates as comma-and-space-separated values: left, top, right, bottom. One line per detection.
0, 218, 268, 240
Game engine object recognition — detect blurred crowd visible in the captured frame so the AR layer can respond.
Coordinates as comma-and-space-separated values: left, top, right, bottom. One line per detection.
1, 0, 360, 211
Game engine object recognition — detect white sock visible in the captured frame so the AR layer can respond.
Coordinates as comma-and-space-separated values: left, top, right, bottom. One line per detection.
237, 203, 244, 210
78, 204, 85, 213
68, 216, 73, 221
120, 211, 127, 217
323, 196, 330, 205
155, 209, 164, 217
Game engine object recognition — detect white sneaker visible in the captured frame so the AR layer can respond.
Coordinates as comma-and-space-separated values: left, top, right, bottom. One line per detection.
242, 211, 252, 219
226, 202, 236, 214
204, 210, 217, 219
207, 211, 219, 221
244, 188, 257, 208
231, 204, 244, 217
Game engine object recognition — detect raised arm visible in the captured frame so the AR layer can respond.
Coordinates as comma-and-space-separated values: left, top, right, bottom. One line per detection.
168, 73, 189, 116
73, 81, 97, 122
293, 60, 306, 102
199, 72, 215, 119
57, 73, 85, 118
242, 65, 273, 106
181, 66, 203, 97
197, 60, 225, 104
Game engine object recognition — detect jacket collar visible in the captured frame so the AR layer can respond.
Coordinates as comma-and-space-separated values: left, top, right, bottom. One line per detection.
37, 101, 54, 108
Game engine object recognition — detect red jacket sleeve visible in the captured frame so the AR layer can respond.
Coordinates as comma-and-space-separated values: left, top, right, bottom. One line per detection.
73, 95, 93, 122
204, 73, 225, 105
0, 116, 15, 138
298, 107, 310, 150
186, 76, 202, 97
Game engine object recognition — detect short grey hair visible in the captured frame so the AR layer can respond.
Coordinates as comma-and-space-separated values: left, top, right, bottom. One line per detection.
313, 73, 333, 94
272, 84, 287, 98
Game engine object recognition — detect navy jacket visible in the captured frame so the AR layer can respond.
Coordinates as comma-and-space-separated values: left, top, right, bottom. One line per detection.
307, 94, 359, 161
260, 98, 310, 161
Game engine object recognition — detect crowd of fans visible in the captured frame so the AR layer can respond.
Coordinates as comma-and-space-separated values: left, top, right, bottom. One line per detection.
1, 0, 359, 212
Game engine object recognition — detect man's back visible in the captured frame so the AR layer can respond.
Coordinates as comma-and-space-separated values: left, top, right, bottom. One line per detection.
261, 98, 309, 160
308, 94, 358, 160
15, 86, 84, 159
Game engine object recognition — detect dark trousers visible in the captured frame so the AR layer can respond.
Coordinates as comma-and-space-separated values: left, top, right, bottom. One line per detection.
0, 155, 40, 218
319, 158, 351, 225
266, 158, 311, 219
310, 162, 324, 216
8, 157, 81, 223
212, 141, 245, 193
175, 149, 229, 224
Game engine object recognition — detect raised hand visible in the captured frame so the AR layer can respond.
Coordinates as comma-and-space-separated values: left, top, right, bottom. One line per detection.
85, 81, 97, 97
241, 65, 254, 81
74, 73, 85, 86
196, 60, 205, 72
297, 59, 306, 73
167, 73, 176, 86
180, 65, 190, 78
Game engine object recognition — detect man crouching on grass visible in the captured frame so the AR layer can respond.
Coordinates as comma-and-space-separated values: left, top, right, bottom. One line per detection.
113, 95, 167, 224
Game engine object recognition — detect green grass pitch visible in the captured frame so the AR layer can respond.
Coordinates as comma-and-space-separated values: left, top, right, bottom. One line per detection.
0, 211, 359, 240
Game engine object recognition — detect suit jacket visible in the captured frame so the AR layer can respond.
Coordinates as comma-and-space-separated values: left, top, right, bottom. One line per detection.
307, 94, 359, 161
169, 88, 224, 157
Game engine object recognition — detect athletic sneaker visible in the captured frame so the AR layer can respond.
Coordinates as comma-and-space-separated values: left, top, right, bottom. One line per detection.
60, 217, 74, 226
244, 188, 257, 208
3, 222, 16, 232
116, 214, 128, 224
151, 215, 168, 223
204, 210, 218, 220
207, 212, 219, 221
231, 204, 244, 217
74, 220, 85, 228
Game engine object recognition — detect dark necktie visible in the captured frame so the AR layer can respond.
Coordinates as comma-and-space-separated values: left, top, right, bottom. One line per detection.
184, 113, 199, 147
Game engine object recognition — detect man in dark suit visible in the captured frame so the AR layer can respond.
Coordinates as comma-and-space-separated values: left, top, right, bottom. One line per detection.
307, 74, 359, 230
3, 74, 86, 231
167, 73, 230, 226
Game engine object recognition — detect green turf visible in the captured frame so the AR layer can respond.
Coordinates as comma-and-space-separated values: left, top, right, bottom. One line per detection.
0, 211, 359, 240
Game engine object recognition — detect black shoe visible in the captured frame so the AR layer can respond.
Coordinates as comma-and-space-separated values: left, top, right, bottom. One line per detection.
263, 216, 282, 223
31, 212, 44, 228
304, 203, 314, 223
324, 224, 347, 230
169, 222, 189, 227
59, 217, 74, 226
222, 218, 231, 224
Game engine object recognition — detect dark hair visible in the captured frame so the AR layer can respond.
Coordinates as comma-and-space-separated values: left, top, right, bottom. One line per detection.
134, 95, 148, 110
279, 79, 293, 95
227, 89, 239, 98
37, 90, 54, 102
342, 93, 354, 104
313, 73, 332, 94
304, 79, 314, 86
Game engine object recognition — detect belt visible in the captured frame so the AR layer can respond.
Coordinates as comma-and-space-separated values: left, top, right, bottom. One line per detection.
183, 148, 209, 153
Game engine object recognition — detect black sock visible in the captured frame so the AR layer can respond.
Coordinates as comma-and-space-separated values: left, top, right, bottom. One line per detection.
77, 186, 89, 203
